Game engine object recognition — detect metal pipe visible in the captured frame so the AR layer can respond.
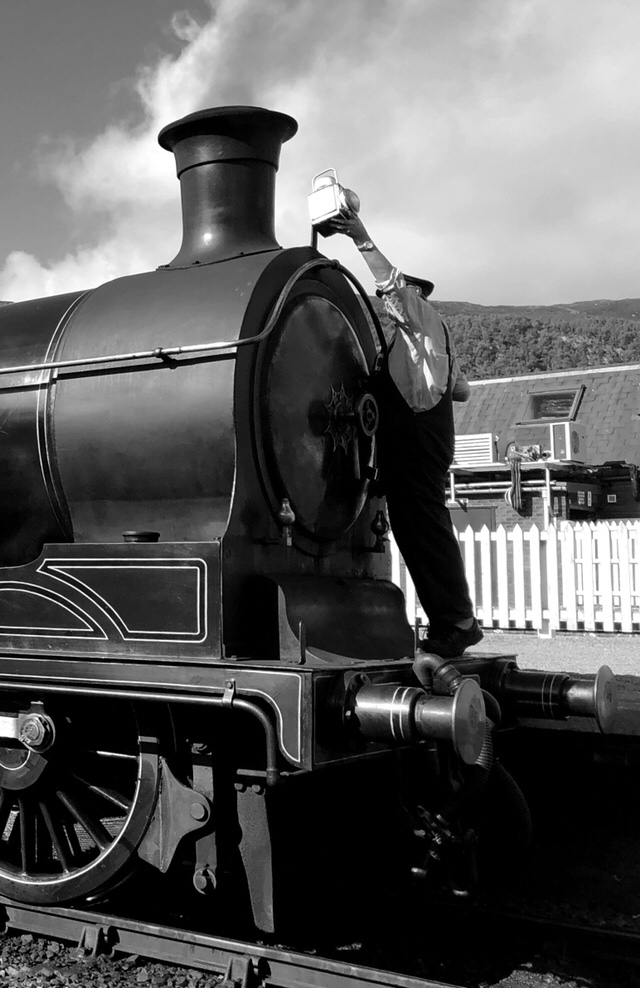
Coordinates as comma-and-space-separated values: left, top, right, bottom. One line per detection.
413, 653, 464, 695
449, 471, 456, 503
450, 480, 512, 489
544, 465, 552, 528
0, 340, 240, 378
0, 258, 386, 381
0, 681, 281, 785
452, 482, 547, 492
451, 486, 547, 497
232, 698, 280, 787
481, 689, 502, 729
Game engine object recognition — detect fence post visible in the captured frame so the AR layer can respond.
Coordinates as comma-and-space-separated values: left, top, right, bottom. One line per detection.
560, 523, 578, 631
460, 525, 477, 616
478, 525, 492, 628
529, 525, 549, 636
495, 525, 509, 628
597, 523, 614, 631
618, 524, 633, 631
546, 522, 559, 634
511, 525, 526, 628
580, 522, 596, 631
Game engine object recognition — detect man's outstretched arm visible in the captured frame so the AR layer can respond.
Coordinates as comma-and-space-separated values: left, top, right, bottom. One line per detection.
322, 208, 398, 288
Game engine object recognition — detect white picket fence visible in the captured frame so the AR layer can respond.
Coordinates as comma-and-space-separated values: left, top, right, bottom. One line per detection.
391, 521, 640, 635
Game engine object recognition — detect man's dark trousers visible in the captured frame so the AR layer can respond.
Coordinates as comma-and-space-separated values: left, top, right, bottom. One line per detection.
376, 363, 474, 630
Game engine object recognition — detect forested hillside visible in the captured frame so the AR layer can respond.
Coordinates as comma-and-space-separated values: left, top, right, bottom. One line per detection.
433, 298, 640, 379
1, 297, 638, 380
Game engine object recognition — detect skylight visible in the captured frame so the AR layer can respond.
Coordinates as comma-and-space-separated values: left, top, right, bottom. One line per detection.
518, 386, 584, 423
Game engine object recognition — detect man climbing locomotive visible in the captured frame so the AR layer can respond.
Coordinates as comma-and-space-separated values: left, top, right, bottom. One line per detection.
323, 203, 483, 657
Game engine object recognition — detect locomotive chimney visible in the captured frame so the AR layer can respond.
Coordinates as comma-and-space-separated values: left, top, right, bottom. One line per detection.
158, 105, 298, 267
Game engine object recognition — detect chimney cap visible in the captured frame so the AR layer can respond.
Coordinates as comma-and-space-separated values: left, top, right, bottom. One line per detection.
158, 105, 298, 175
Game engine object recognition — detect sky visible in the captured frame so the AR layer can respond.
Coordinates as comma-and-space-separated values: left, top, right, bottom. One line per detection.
0, 0, 638, 306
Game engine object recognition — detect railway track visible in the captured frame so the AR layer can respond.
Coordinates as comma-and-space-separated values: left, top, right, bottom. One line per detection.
489, 909, 640, 966
0, 899, 457, 988
2, 896, 640, 988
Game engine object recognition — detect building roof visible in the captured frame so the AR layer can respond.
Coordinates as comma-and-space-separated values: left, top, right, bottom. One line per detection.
454, 364, 640, 466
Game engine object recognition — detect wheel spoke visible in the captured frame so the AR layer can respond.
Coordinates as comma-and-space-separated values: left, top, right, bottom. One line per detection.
56, 791, 111, 851
34, 803, 51, 870
0, 792, 14, 840
65, 771, 132, 813
85, 750, 138, 762
85, 784, 131, 813
62, 818, 83, 859
38, 801, 72, 872
17, 798, 34, 874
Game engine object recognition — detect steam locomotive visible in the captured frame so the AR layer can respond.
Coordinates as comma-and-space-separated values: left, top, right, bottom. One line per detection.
0, 106, 617, 938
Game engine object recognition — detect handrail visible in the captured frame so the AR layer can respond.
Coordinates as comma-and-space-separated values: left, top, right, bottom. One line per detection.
0, 258, 386, 380
0, 679, 282, 785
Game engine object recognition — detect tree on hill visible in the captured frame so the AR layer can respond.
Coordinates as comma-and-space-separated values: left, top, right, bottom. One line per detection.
444, 314, 640, 379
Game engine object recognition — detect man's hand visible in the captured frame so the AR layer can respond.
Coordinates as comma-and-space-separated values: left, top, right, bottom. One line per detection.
322, 208, 370, 244
318, 201, 397, 289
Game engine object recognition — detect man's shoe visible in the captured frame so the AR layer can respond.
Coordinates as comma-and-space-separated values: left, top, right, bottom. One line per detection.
419, 618, 483, 658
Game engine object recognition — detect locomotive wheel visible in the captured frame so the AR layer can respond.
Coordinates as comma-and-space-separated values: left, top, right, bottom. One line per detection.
0, 697, 162, 905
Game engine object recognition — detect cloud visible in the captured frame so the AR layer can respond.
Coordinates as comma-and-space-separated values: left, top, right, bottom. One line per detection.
1, 0, 639, 303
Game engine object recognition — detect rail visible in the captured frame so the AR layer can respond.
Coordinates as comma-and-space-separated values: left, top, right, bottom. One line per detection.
0, 258, 386, 380
0, 900, 454, 988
